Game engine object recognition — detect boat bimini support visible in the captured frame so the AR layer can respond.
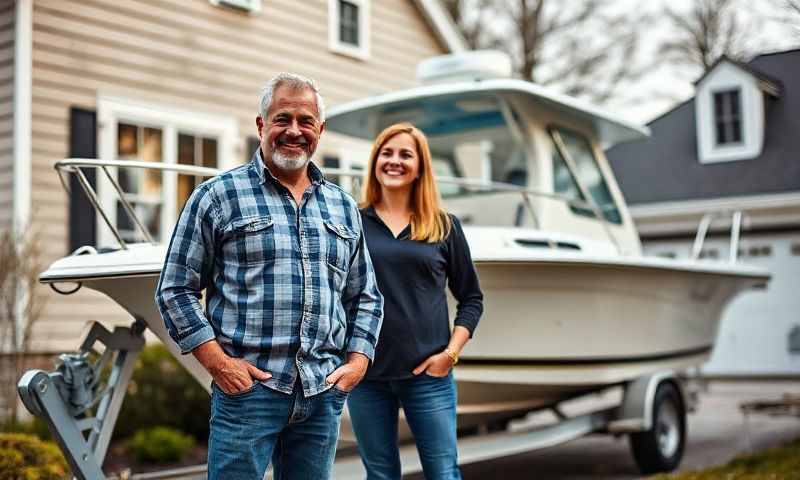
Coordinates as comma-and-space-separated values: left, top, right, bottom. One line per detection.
17, 319, 146, 480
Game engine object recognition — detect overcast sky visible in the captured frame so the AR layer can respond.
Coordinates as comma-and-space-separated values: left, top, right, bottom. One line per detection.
601, 0, 799, 124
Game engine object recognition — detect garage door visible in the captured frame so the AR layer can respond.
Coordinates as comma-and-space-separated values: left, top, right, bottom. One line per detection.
644, 232, 800, 376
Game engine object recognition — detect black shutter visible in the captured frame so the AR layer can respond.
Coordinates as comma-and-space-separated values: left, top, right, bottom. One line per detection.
68, 107, 97, 252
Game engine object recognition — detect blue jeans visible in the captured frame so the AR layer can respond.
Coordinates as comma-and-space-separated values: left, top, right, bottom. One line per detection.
207, 381, 348, 480
347, 372, 461, 480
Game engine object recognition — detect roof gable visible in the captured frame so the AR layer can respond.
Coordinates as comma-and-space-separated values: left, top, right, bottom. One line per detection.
606, 49, 800, 205
696, 56, 782, 97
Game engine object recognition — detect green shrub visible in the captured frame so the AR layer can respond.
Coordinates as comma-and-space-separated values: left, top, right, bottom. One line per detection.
0, 418, 52, 441
115, 343, 210, 442
0, 433, 69, 479
126, 427, 195, 464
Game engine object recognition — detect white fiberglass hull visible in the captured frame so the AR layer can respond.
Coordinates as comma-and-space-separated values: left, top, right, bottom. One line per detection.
38, 242, 767, 428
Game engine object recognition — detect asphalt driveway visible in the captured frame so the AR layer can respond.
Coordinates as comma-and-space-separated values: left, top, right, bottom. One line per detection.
405, 380, 800, 480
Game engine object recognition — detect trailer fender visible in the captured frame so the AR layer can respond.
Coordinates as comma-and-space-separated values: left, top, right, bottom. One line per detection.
607, 372, 686, 433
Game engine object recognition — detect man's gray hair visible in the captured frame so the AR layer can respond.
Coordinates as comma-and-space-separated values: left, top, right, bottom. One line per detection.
259, 72, 326, 123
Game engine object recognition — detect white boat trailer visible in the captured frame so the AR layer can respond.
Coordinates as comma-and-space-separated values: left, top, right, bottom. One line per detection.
17, 318, 692, 479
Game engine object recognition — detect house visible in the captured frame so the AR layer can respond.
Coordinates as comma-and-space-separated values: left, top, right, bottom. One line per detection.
0, 0, 463, 383
606, 49, 800, 376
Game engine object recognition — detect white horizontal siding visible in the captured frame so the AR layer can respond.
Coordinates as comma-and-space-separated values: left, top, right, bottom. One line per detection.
29, 0, 444, 352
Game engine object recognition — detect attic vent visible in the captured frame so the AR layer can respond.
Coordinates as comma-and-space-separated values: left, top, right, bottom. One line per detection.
210, 0, 261, 13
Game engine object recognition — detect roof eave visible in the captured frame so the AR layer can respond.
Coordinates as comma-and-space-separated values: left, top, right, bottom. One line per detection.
695, 56, 783, 97
413, 0, 468, 53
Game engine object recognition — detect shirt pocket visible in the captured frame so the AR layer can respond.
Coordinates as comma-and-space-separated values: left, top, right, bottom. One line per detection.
323, 220, 357, 275
229, 216, 276, 266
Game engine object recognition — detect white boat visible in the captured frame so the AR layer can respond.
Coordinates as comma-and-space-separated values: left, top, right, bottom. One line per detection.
323, 52, 769, 430
30, 52, 769, 475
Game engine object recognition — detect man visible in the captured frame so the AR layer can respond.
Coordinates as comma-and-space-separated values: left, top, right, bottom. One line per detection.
155, 73, 383, 479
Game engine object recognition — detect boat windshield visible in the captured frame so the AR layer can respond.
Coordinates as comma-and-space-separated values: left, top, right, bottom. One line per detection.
368, 93, 528, 198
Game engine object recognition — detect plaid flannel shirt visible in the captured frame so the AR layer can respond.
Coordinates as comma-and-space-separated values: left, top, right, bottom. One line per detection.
155, 150, 383, 396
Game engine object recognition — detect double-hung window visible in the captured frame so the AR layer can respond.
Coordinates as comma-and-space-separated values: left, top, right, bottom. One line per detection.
713, 89, 742, 146
97, 96, 238, 246
329, 0, 370, 59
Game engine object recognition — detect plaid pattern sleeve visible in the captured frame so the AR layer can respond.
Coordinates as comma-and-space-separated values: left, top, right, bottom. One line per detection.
342, 211, 383, 361
155, 183, 219, 354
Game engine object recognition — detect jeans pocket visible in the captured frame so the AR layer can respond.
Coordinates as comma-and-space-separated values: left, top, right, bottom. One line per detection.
214, 382, 259, 398
332, 385, 351, 397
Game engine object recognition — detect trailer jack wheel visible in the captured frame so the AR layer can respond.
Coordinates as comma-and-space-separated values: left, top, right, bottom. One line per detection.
629, 381, 686, 474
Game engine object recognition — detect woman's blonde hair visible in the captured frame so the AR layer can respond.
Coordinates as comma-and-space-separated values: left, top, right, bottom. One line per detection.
361, 123, 451, 243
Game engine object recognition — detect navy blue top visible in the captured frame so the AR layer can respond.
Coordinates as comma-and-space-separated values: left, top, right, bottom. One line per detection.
361, 206, 483, 380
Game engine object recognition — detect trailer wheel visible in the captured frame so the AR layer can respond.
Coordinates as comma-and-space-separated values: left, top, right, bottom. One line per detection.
629, 381, 686, 474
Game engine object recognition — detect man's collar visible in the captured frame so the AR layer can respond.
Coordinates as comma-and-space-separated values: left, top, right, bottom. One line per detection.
253, 148, 325, 186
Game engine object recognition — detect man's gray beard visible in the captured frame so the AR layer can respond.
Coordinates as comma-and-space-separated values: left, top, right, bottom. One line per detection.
272, 149, 310, 171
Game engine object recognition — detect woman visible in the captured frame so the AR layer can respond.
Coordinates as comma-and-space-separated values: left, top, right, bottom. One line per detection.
348, 123, 483, 479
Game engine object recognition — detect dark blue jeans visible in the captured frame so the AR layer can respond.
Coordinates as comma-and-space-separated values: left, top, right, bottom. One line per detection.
208, 381, 347, 480
347, 372, 461, 480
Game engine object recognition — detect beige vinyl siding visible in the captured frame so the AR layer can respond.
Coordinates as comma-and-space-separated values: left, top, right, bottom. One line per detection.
0, 0, 13, 232
29, 0, 445, 352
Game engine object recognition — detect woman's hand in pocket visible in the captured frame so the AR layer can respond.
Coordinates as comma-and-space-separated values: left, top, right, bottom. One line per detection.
412, 351, 453, 377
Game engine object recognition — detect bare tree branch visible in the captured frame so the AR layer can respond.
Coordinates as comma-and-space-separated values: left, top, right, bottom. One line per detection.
659, 0, 755, 71
783, 0, 800, 35
444, 0, 647, 105
0, 226, 47, 421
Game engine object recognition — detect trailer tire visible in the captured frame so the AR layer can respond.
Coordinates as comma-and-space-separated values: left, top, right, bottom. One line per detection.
628, 381, 686, 474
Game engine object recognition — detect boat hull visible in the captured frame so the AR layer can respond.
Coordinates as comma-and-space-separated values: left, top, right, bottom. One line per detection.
42, 255, 765, 436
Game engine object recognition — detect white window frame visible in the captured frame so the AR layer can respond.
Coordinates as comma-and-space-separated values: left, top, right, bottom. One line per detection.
695, 62, 765, 164
96, 95, 239, 247
328, 0, 370, 60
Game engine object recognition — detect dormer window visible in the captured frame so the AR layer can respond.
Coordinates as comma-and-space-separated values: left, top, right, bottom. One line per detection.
329, 0, 370, 60
713, 89, 742, 145
694, 58, 779, 164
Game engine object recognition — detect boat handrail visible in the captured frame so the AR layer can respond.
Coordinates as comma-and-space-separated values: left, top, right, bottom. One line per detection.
55, 159, 222, 250
55, 158, 621, 252
691, 210, 745, 263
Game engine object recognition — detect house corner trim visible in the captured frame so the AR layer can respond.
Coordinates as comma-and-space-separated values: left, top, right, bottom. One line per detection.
13, 0, 32, 234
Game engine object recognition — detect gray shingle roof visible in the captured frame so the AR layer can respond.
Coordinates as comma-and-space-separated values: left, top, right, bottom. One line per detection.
606, 49, 800, 205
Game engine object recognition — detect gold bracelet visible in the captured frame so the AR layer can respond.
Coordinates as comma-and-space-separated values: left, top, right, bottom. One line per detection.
444, 348, 459, 365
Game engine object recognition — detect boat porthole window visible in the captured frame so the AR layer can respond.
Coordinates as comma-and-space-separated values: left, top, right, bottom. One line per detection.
788, 325, 800, 355
792, 243, 800, 256
699, 248, 719, 260
746, 245, 772, 257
